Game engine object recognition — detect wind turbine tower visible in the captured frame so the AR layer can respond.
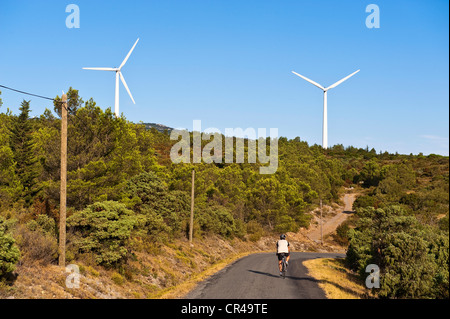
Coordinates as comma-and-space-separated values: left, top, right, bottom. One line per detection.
292, 69, 360, 149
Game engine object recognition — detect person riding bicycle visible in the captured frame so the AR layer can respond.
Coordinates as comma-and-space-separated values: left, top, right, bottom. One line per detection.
276, 234, 291, 276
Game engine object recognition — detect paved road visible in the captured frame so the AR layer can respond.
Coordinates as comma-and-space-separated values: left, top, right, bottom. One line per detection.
185, 252, 345, 299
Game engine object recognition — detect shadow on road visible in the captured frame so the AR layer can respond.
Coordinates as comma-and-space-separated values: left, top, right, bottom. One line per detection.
247, 269, 319, 282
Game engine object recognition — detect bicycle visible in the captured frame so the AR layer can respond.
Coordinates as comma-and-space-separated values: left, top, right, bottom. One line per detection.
280, 254, 288, 279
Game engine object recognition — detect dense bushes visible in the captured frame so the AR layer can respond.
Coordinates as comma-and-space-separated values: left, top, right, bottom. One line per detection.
195, 204, 241, 238
124, 172, 190, 240
14, 214, 58, 265
346, 206, 449, 298
67, 201, 139, 267
351, 155, 448, 242
0, 217, 20, 278
334, 221, 350, 246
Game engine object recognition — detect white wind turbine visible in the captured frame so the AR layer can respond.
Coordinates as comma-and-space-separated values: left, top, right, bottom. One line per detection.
83, 38, 139, 117
292, 69, 360, 149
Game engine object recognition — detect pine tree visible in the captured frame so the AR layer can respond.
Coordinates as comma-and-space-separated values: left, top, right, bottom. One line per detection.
0, 112, 21, 204
10, 100, 40, 205
53, 87, 83, 117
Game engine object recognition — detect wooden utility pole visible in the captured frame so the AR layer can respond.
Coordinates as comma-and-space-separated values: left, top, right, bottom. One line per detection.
320, 199, 323, 245
189, 169, 195, 245
59, 94, 68, 267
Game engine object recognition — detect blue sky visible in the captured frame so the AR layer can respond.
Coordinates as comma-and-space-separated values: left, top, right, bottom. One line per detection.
0, 0, 448, 155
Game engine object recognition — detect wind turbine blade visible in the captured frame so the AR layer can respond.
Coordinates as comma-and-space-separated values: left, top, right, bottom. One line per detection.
119, 38, 140, 70
82, 67, 117, 71
119, 72, 135, 104
292, 71, 325, 90
326, 69, 360, 90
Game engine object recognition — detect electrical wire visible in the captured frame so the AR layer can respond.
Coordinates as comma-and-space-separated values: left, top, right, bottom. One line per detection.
0, 83, 109, 144
0, 84, 60, 102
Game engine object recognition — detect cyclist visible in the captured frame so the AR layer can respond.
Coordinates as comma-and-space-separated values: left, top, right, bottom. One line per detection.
276, 234, 291, 276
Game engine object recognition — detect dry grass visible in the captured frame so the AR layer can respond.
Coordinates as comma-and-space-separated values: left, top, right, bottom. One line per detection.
1, 235, 271, 299
150, 250, 256, 299
303, 258, 368, 299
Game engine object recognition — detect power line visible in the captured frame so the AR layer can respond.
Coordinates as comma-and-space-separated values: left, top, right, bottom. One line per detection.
0, 84, 59, 102
0, 83, 113, 142
0, 84, 77, 121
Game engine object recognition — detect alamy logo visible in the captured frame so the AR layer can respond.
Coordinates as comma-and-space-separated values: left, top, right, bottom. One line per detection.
66, 4, 80, 29
365, 264, 380, 288
366, 4, 380, 29
65, 264, 80, 288
170, 120, 279, 174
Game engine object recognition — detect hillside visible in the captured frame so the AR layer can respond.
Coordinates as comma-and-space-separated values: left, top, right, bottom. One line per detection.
141, 123, 174, 134
1, 231, 329, 299
0, 88, 448, 299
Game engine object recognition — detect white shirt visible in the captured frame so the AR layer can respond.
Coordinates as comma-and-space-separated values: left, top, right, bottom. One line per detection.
276, 239, 290, 254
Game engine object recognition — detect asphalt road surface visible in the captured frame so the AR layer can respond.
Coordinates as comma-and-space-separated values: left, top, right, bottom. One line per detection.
185, 252, 345, 299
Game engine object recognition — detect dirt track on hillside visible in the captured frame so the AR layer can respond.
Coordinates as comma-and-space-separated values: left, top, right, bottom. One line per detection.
307, 193, 357, 243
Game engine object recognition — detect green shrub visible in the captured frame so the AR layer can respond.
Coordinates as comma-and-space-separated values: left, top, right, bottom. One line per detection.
274, 215, 298, 233
26, 214, 56, 235
438, 214, 449, 232
352, 195, 376, 210
124, 172, 190, 238
0, 217, 20, 277
346, 206, 449, 298
67, 201, 138, 267
111, 272, 125, 285
246, 220, 264, 242
196, 204, 237, 238
233, 218, 247, 240
334, 222, 350, 245
295, 212, 312, 229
